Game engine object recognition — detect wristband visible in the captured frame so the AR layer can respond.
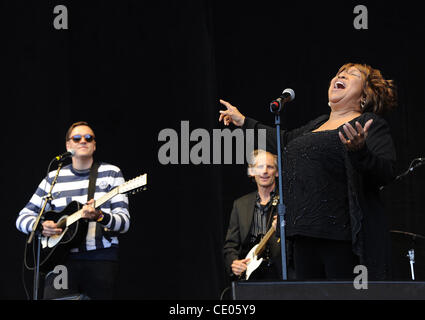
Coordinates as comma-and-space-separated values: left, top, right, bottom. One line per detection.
97, 210, 104, 222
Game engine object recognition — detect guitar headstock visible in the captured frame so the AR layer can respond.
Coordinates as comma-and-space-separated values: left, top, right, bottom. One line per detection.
118, 174, 147, 195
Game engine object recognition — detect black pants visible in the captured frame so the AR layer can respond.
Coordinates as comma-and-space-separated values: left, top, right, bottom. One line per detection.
292, 236, 359, 280
43, 259, 119, 300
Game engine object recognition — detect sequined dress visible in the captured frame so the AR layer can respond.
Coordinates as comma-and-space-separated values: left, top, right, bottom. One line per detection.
283, 129, 351, 240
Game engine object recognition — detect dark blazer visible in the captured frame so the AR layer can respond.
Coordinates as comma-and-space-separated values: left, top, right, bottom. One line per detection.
223, 191, 281, 277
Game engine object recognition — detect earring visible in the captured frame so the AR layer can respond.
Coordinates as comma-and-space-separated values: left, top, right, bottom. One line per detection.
361, 99, 366, 109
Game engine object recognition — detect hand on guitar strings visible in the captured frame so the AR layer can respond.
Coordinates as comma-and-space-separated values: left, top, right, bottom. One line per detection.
41, 220, 62, 237
231, 258, 250, 276
82, 199, 103, 221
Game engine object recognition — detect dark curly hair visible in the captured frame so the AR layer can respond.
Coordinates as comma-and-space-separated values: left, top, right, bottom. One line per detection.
337, 63, 397, 115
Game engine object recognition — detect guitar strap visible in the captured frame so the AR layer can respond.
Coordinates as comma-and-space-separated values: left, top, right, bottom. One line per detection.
89, 162, 119, 244
263, 194, 279, 261
77, 162, 100, 252
87, 162, 100, 201
263, 194, 279, 233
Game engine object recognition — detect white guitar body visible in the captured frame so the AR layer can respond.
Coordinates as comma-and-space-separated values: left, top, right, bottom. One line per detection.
241, 196, 279, 281
244, 244, 263, 280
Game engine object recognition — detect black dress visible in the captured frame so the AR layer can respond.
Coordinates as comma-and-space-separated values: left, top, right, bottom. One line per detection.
243, 112, 396, 280
283, 129, 359, 279
283, 129, 351, 241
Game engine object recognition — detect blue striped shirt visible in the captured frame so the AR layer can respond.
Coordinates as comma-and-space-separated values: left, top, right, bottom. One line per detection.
16, 162, 130, 253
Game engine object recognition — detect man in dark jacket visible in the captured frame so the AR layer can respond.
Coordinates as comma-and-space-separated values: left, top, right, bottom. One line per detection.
223, 150, 283, 280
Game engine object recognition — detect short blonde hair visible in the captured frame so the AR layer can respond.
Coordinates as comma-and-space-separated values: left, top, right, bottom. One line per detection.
247, 149, 278, 177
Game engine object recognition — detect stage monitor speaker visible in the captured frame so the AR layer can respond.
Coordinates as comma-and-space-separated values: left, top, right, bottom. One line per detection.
232, 281, 425, 300
52, 294, 90, 300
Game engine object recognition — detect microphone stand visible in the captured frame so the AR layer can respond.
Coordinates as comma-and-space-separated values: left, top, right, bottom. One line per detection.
394, 158, 425, 182
383, 158, 424, 281
27, 160, 64, 300
270, 101, 288, 280
380, 157, 425, 190
407, 249, 415, 280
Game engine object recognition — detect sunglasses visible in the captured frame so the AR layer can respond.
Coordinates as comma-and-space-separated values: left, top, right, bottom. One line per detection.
69, 134, 95, 143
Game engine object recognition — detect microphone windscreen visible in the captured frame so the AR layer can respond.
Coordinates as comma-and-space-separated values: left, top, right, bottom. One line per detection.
282, 88, 295, 101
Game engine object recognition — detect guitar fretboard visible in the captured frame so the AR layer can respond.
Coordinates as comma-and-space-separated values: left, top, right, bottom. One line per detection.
254, 226, 276, 256
95, 187, 119, 208
65, 187, 119, 227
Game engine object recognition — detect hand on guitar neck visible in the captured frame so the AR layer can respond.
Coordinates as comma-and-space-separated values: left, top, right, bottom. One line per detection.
81, 199, 103, 221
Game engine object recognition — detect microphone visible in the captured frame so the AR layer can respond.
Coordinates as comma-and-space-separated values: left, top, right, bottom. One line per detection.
270, 88, 295, 113
55, 149, 75, 161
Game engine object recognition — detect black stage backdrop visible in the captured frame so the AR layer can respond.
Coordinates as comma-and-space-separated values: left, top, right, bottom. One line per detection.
1, 1, 424, 299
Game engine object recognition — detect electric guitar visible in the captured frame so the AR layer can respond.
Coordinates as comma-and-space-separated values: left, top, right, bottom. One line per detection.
25, 173, 147, 272
243, 195, 279, 280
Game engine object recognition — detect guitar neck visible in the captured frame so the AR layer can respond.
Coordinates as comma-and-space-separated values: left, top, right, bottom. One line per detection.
254, 196, 279, 256
254, 225, 276, 256
94, 187, 119, 208
66, 187, 119, 227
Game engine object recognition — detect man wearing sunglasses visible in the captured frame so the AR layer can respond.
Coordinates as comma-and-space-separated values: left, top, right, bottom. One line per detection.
16, 121, 130, 299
